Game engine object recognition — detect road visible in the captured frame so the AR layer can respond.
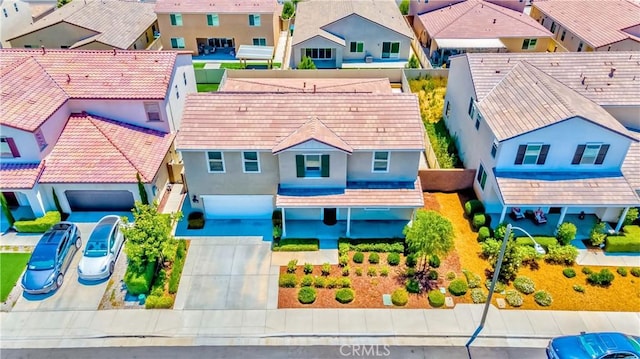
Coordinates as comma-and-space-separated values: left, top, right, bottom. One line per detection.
1, 345, 546, 359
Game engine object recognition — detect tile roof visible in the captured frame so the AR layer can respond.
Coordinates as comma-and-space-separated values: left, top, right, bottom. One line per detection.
464, 52, 640, 106
8, 0, 157, 50
292, 0, 413, 46
476, 61, 634, 141
0, 162, 45, 189
418, 0, 551, 39
276, 179, 424, 207
39, 113, 174, 183
0, 49, 178, 100
219, 78, 392, 93
623, 132, 640, 191
533, 0, 640, 48
176, 93, 424, 151
272, 117, 353, 154
495, 171, 640, 206
154, 0, 280, 13
1, 57, 68, 131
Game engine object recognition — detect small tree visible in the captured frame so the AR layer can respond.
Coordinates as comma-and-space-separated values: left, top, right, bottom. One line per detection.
403, 209, 454, 273
623, 208, 639, 227
136, 172, 149, 205
281, 1, 295, 19
399, 0, 410, 15
556, 222, 577, 245
297, 56, 317, 69
0, 193, 15, 227
488, 239, 522, 284
405, 54, 420, 69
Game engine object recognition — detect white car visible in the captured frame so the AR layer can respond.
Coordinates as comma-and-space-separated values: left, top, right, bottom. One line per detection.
77, 215, 125, 281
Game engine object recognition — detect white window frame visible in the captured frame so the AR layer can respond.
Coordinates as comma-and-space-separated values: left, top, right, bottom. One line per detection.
249, 14, 261, 26
252, 38, 266, 46
207, 13, 219, 26
303, 48, 334, 60
350, 41, 364, 53
304, 154, 322, 178
580, 144, 602, 165
144, 102, 161, 122
523, 144, 543, 165
170, 37, 185, 49
170, 13, 183, 26
0, 137, 15, 157
371, 151, 390, 173
206, 151, 225, 173
35, 129, 47, 151
382, 41, 400, 58
242, 151, 261, 173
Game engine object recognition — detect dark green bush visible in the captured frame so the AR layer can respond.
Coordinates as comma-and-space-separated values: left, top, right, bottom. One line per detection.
631, 268, 640, 277
14, 211, 61, 233
405, 253, 417, 268
391, 288, 408, 306
477, 226, 491, 242
428, 270, 439, 280
545, 244, 579, 265
556, 222, 577, 245
582, 267, 593, 275
513, 276, 535, 294
124, 261, 156, 295
464, 200, 484, 216
587, 269, 615, 286
428, 290, 445, 307
272, 238, 319, 251
406, 278, 420, 293
278, 273, 297, 288
281, 1, 295, 20
387, 252, 400, 266
301, 275, 313, 287
298, 287, 317, 304
335, 288, 355, 304
186, 212, 204, 229
287, 259, 298, 273
168, 240, 187, 294
448, 279, 468, 296
462, 269, 481, 288
368, 252, 380, 264
472, 213, 486, 231
353, 252, 364, 263
617, 267, 628, 277
563, 268, 576, 278
534, 290, 553, 306
428, 254, 441, 268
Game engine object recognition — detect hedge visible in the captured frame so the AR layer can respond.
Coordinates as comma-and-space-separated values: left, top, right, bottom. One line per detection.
298, 287, 317, 304
448, 279, 468, 296
272, 238, 319, 251
337, 238, 405, 253
14, 211, 61, 233
605, 225, 640, 253
472, 213, 486, 231
515, 236, 558, 250
391, 288, 408, 306
124, 261, 157, 295
145, 295, 174, 309
464, 200, 484, 216
335, 288, 355, 304
168, 240, 188, 294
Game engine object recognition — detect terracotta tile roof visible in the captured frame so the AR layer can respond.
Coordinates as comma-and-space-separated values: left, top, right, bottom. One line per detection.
418, 0, 551, 39
8, 0, 157, 50
276, 179, 424, 207
176, 93, 424, 151
0, 162, 45, 189
219, 78, 392, 93
292, 0, 413, 46
533, 0, 640, 48
39, 113, 174, 184
496, 171, 640, 206
465, 52, 640, 106
0, 49, 178, 100
1, 57, 68, 131
155, 0, 280, 13
477, 61, 635, 141
272, 117, 353, 154
623, 132, 640, 191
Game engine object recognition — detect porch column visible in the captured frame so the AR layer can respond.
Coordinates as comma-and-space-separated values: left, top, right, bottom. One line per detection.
615, 207, 630, 232
498, 206, 507, 224
346, 208, 351, 237
25, 189, 45, 217
557, 207, 568, 228
281, 208, 287, 237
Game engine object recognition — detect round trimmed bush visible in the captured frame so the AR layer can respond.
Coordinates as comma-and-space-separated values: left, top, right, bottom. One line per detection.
631, 268, 640, 277
534, 290, 553, 306
405, 253, 417, 268
335, 288, 355, 304
556, 222, 577, 245
581, 267, 593, 275
563, 268, 576, 278
470, 288, 487, 304
428, 255, 441, 268
301, 275, 313, 287
472, 213, 486, 231
406, 278, 420, 293
278, 273, 297, 288
513, 276, 536, 295
353, 252, 364, 264
477, 226, 491, 242
298, 287, 317, 304
391, 288, 409, 306
368, 252, 380, 264
428, 270, 439, 281
448, 279, 468, 296
587, 269, 615, 286
617, 267, 628, 277
387, 252, 401, 266
428, 290, 445, 307
464, 199, 484, 216
446, 271, 457, 280
505, 290, 523, 307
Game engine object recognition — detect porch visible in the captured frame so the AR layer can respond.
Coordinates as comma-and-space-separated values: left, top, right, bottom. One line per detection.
487, 213, 605, 240
284, 220, 408, 249
192, 47, 237, 61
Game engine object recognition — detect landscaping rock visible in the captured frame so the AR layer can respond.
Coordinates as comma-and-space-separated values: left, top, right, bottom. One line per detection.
496, 298, 506, 309
445, 296, 454, 308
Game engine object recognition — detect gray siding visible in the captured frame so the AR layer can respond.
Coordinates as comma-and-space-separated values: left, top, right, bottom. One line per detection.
291, 36, 342, 68
347, 151, 420, 181
278, 151, 347, 188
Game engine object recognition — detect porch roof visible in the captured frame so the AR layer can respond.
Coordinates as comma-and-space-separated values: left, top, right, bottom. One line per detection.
0, 162, 45, 189
495, 170, 640, 207
276, 179, 424, 208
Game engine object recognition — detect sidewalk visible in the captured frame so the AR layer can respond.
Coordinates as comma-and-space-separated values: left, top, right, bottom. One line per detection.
576, 249, 640, 267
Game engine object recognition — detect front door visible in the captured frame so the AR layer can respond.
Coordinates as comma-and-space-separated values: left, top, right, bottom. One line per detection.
323, 208, 337, 226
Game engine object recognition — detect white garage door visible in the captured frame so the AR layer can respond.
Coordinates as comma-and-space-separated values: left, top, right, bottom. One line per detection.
202, 195, 273, 219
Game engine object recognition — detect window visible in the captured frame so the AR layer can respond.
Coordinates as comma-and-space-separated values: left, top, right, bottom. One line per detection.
445, 101, 451, 117
491, 140, 498, 158
170, 13, 183, 26
0, 137, 19, 158
60, 45, 69, 49
515, 144, 550, 165
296, 154, 329, 178
468, 100, 477, 120
540, 18, 544, 26
572, 144, 609, 165
207, 151, 225, 172
372, 151, 390, 172
350, 41, 364, 53
183, 72, 187, 85
249, 14, 260, 26
476, 164, 487, 190
175, 85, 179, 99
24, 45, 33, 48
577, 42, 583, 52
242, 151, 260, 173
145, 33, 149, 43
521, 38, 537, 50
144, 102, 161, 122
382, 42, 400, 58
475, 113, 482, 130
207, 13, 219, 26
560, 30, 566, 41
3, 9, 7, 17
35, 129, 47, 151
550, 22, 556, 34
170, 37, 185, 49
304, 48, 333, 59
253, 38, 266, 46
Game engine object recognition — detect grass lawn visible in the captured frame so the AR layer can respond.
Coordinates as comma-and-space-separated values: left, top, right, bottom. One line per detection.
0, 253, 30, 302
220, 62, 281, 69
193, 63, 206, 69
197, 83, 219, 92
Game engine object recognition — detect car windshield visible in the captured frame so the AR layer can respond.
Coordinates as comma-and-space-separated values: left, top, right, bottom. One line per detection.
84, 223, 112, 257
28, 245, 56, 270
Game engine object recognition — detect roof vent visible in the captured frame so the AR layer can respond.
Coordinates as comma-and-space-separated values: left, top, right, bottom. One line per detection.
492, 18, 496, 24
238, 106, 247, 112
349, 106, 358, 112
376, 127, 386, 133
66, 74, 71, 83
609, 67, 616, 77
495, 70, 500, 74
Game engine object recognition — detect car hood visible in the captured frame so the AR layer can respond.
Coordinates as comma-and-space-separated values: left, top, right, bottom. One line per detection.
78, 256, 108, 274
549, 336, 590, 359
22, 268, 56, 290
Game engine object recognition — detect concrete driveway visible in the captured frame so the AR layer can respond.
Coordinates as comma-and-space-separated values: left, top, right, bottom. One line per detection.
174, 237, 278, 310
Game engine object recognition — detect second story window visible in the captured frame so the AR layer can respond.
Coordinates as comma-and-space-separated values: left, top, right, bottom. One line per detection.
445, 101, 451, 117
242, 152, 260, 173
3, 9, 7, 17
207, 13, 219, 26
207, 151, 225, 172
144, 102, 161, 122
170, 13, 183, 26
561, 30, 566, 41
372, 152, 390, 172
475, 113, 482, 130
468, 97, 476, 119
14, 3, 18, 11
350, 41, 364, 53
491, 140, 498, 158
35, 129, 47, 151
572, 144, 609, 165
252, 38, 266, 46
550, 22, 556, 34
577, 42, 584, 52
296, 154, 329, 178
249, 14, 261, 26
183, 72, 187, 85
476, 164, 487, 190
515, 144, 550, 165
522, 38, 537, 50
0, 137, 20, 158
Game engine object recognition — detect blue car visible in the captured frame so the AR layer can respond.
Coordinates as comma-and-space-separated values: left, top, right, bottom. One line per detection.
21, 222, 82, 295
547, 332, 640, 359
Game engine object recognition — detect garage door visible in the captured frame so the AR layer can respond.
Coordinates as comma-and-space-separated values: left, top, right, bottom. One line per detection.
202, 195, 273, 219
65, 190, 135, 211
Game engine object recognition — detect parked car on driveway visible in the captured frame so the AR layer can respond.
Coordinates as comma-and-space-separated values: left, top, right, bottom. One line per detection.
547, 332, 640, 359
77, 215, 125, 281
21, 222, 82, 294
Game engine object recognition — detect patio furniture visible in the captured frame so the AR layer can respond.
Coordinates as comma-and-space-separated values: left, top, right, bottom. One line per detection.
510, 207, 525, 221
533, 208, 547, 225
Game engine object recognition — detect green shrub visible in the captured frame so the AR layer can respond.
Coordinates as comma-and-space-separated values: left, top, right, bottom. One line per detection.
517, 245, 544, 264
534, 290, 553, 306
406, 278, 420, 293
313, 276, 327, 288
367, 267, 377, 277
387, 252, 400, 266
545, 244, 579, 265
428, 270, 439, 281
338, 277, 351, 288
405, 253, 417, 268
303, 263, 313, 274
493, 223, 514, 241
446, 271, 456, 280
298, 287, 317, 304
605, 226, 640, 252
556, 222, 578, 245
405, 267, 416, 277
448, 279, 468, 296
368, 252, 380, 264
563, 268, 576, 278
186, 212, 204, 229
617, 267, 628, 277
145, 295, 173, 309
321, 262, 331, 276
326, 277, 338, 289
337, 238, 405, 253
286, 259, 298, 273
462, 269, 481, 288
168, 240, 187, 294
623, 208, 639, 226
380, 266, 389, 277
124, 261, 156, 295
582, 267, 593, 275
464, 200, 484, 216
338, 242, 350, 256
472, 213, 486, 231
513, 276, 536, 294
505, 290, 523, 307
144, 295, 159, 309
279, 273, 297, 288
589, 222, 607, 247
428, 254, 441, 268
14, 211, 61, 233
335, 288, 355, 304
477, 227, 491, 242
485, 280, 506, 293
281, 0, 295, 19
587, 269, 615, 286
342, 265, 350, 276
631, 268, 640, 277
353, 252, 364, 263
428, 290, 445, 307
391, 288, 409, 306
339, 255, 349, 267
301, 275, 313, 287
515, 236, 558, 249
272, 238, 319, 251
470, 288, 487, 304
355, 267, 363, 276
573, 285, 585, 293
481, 239, 501, 259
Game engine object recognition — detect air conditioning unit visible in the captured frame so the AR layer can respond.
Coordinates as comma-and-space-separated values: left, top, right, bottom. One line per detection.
364, 55, 373, 63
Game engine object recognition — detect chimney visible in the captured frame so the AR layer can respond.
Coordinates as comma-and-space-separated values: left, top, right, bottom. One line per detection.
41, 45, 46, 55
609, 67, 616, 78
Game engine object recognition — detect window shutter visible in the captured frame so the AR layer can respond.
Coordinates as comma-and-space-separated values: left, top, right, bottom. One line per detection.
514, 145, 526, 165
321, 155, 330, 177
572, 145, 586, 164
476, 164, 484, 183
537, 144, 550, 165
295, 155, 304, 178
6, 138, 20, 158
594, 144, 609, 165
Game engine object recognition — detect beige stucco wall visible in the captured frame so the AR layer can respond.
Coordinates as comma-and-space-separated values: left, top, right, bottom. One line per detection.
9, 21, 96, 48
347, 151, 420, 182
278, 151, 347, 189
499, 37, 551, 53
